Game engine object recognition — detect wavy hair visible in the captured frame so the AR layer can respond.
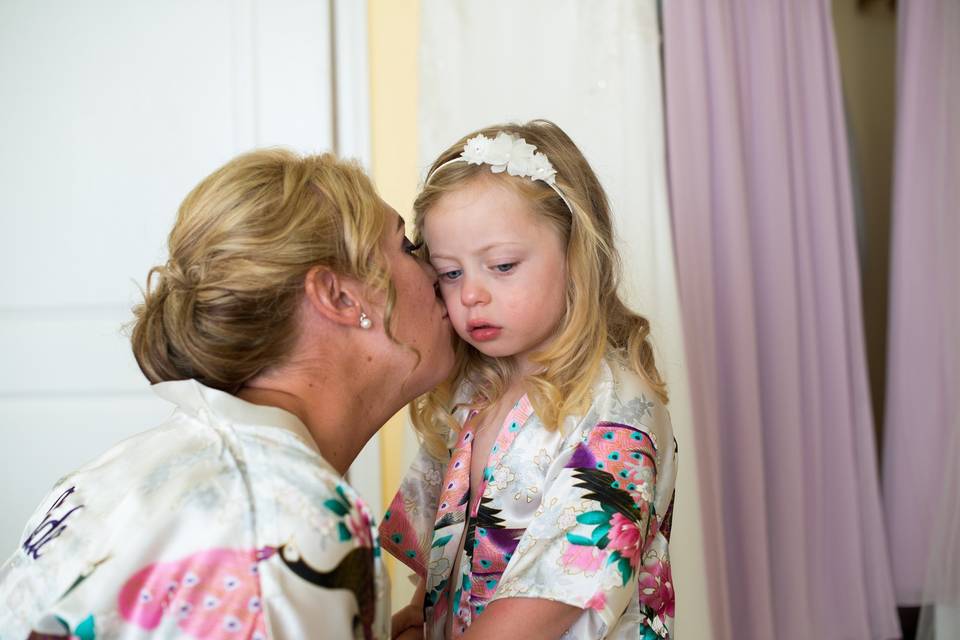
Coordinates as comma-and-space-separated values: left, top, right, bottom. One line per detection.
410, 120, 667, 459
130, 149, 395, 393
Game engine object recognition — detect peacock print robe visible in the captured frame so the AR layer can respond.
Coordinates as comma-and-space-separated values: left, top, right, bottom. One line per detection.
0, 379, 388, 639
381, 355, 677, 639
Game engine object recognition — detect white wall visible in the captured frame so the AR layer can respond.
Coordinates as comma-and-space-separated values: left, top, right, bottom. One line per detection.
0, 0, 376, 553
418, 2, 712, 637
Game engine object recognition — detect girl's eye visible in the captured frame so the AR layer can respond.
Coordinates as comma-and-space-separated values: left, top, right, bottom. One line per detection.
494, 263, 516, 273
403, 238, 423, 255
439, 269, 462, 281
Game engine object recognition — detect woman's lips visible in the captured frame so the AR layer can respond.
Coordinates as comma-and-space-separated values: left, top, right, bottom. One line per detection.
468, 325, 501, 341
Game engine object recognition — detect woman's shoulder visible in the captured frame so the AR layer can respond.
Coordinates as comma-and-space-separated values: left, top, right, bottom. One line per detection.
0, 418, 249, 632
0, 420, 382, 640
54, 415, 227, 506
25, 408, 373, 561
25, 406, 353, 546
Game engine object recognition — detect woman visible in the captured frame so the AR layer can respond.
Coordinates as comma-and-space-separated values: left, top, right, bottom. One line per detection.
0, 149, 454, 639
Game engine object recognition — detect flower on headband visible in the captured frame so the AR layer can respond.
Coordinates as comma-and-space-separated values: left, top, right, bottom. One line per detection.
483, 133, 514, 171
459, 132, 558, 186
462, 135, 492, 164
529, 153, 557, 184
507, 139, 537, 177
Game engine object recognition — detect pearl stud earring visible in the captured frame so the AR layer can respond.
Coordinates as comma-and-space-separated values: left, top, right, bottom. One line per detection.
359, 312, 372, 330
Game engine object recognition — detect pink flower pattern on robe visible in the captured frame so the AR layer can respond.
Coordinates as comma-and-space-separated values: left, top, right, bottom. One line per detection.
637, 557, 675, 619
117, 547, 274, 639
607, 512, 643, 569
561, 542, 605, 573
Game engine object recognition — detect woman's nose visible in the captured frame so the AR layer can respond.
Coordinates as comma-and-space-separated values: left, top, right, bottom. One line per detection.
420, 261, 442, 291
421, 260, 438, 279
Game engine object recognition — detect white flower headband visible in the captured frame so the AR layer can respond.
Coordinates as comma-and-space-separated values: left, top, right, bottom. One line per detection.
425, 132, 574, 212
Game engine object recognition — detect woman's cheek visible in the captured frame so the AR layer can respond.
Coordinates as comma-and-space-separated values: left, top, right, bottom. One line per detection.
437, 286, 455, 308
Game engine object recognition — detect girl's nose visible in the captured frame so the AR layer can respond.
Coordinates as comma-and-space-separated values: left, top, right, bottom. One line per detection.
460, 277, 490, 306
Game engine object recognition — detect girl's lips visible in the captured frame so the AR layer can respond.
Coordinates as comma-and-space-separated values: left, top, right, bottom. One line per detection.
469, 326, 501, 341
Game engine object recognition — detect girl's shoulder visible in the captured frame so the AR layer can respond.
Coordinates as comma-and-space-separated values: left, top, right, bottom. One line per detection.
451, 378, 477, 413
448, 378, 479, 434
567, 352, 674, 454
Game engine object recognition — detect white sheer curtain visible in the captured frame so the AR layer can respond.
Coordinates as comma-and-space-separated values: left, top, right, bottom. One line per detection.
885, 1, 960, 638
917, 421, 960, 640
418, 2, 711, 637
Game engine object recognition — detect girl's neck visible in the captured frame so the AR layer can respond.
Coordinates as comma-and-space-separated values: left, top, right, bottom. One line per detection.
479, 376, 526, 425
513, 354, 543, 378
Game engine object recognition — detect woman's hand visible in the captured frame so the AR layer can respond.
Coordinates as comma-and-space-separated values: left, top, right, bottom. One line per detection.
391, 602, 424, 640
392, 573, 426, 639
394, 627, 424, 640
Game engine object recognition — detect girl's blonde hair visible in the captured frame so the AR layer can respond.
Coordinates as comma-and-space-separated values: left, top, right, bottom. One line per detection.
131, 148, 395, 393
411, 120, 668, 459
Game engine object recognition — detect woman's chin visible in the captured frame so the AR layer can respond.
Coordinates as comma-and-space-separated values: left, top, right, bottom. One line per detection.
435, 345, 457, 385
408, 345, 457, 398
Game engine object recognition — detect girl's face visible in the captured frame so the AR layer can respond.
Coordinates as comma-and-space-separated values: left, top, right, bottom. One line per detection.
423, 177, 567, 373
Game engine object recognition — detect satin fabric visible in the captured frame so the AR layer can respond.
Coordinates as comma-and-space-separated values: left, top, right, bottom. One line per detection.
0, 380, 389, 639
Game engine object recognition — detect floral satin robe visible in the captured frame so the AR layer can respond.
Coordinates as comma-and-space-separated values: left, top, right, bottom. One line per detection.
0, 379, 389, 639
381, 356, 677, 639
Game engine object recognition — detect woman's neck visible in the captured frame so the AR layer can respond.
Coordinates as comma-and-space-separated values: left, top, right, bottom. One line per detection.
238, 361, 401, 476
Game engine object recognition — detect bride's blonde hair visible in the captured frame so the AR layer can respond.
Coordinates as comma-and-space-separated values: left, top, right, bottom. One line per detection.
131, 149, 394, 393
411, 120, 667, 459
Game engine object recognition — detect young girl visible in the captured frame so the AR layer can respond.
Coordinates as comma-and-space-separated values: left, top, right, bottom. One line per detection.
382, 120, 677, 639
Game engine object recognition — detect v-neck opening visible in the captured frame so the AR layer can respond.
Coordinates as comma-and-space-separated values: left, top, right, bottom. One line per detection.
430, 393, 537, 637
468, 393, 534, 517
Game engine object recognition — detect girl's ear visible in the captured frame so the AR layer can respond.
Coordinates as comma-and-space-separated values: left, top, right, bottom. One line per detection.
303, 266, 366, 328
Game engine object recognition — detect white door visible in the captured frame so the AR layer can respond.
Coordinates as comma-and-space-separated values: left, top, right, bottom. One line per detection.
0, 0, 377, 553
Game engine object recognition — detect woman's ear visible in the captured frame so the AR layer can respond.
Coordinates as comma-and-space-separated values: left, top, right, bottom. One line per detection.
303, 266, 366, 328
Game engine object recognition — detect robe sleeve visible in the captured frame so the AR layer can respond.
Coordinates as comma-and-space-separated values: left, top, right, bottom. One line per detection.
491, 393, 677, 638
380, 444, 449, 578
258, 477, 390, 640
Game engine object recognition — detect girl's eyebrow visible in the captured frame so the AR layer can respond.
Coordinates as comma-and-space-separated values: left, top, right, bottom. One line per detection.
430, 241, 524, 260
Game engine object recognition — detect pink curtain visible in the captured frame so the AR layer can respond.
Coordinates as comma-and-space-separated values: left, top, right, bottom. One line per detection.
662, 1, 900, 638
883, 0, 960, 609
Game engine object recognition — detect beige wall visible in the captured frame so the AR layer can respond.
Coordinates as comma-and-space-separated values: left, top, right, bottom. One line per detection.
368, 0, 420, 611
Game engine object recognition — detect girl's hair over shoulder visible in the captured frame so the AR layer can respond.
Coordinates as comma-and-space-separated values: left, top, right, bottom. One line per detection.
411, 119, 667, 459
130, 148, 394, 393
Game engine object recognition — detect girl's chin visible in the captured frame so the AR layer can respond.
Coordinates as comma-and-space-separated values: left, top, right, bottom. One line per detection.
465, 341, 515, 359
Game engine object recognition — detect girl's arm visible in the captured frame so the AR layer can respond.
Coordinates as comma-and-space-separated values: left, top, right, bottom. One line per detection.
460, 597, 583, 640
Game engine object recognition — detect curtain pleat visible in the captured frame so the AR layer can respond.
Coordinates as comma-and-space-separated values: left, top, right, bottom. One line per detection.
663, 1, 901, 638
